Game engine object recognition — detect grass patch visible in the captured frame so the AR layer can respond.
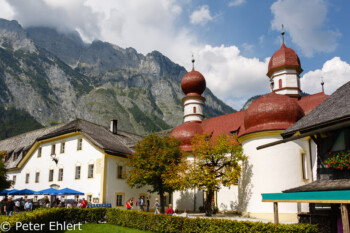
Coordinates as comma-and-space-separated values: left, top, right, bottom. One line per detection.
63, 223, 151, 233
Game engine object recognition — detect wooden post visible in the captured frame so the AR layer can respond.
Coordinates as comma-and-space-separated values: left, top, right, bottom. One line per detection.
341, 204, 350, 233
274, 202, 279, 224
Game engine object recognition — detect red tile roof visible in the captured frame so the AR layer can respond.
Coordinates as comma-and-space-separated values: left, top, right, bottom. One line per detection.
297, 92, 328, 115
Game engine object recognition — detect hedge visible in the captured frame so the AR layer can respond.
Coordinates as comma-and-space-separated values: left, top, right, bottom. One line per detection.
106, 209, 318, 233
0, 208, 318, 233
0, 208, 107, 233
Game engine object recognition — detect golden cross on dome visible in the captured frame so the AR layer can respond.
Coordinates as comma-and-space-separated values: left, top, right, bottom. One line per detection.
281, 24, 285, 44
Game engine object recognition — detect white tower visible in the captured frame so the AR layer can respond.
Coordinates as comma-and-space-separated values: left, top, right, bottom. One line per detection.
180, 59, 206, 122
267, 27, 303, 98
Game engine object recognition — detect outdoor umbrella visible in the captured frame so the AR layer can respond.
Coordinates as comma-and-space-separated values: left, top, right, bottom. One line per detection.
8, 189, 36, 195
35, 188, 61, 195
0, 189, 18, 196
57, 188, 84, 195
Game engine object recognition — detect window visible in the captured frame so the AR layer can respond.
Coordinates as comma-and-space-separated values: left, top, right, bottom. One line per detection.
116, 194, 124, 207
13, 175, 16, 185
87, 195, 92, 203
88, 164, 94, 178
230, 131, 237, 136
14, 152, 18, 160
60, 142, 65, 154
193, 106, 196, 113
49, 169, 54, 182
117, 165, 124, 179
35, 172, 40, 183
58, 168, 64, 181
301, 152, 308, 180
77, 138, 83, 150
75, 166, 81, 179
279, 79, 282, 89
38, 147, 42, 158
25, 173, 30, 184
51, 144, 56, 155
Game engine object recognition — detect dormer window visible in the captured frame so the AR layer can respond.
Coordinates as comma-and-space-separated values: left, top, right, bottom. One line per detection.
230, 131, 237, 136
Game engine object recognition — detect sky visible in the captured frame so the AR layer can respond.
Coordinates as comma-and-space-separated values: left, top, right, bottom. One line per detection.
0, 0, 349, 110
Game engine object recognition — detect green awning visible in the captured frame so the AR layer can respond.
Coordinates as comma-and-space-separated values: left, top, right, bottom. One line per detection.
262, 190, 350, 203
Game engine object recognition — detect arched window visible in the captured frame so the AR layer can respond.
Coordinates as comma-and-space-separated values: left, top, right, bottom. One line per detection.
193, 107, 196, 113
279, 79, 282, 89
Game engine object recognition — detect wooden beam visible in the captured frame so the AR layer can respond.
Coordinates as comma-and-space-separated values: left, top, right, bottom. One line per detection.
341, 204, 350, 233
273, 202, 279, 224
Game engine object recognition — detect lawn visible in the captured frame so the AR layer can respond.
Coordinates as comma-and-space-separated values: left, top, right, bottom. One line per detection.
63, 223, 151, 233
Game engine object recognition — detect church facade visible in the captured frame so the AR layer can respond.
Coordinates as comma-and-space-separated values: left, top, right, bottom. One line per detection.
170, 41, 328, 222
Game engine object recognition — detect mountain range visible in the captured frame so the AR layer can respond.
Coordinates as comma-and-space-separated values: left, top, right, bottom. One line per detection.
0, 19, 234, 137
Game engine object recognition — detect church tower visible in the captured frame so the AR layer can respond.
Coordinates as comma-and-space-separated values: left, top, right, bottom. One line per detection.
267, 27, 303, 98
180, 58, 206, 122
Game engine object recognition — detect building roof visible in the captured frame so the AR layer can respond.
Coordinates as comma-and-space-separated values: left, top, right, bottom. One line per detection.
171, 92, 328, 148
241, 92, 304, 136
0, 119, 142, 169
282, 82, 350, 138
181, 68, 206, 96
267, 43, 303, 77
283, 179, 350, 193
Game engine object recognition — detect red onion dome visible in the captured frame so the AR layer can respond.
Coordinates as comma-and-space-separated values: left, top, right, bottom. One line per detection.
170, 121, 203, 152
267, 43, 303, 77
181, 69, 206, 95
243, 92, 304, 135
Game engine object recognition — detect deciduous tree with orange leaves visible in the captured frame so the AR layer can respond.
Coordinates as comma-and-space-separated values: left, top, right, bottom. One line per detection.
126, 133, 184, 213
167, 133, 246, 216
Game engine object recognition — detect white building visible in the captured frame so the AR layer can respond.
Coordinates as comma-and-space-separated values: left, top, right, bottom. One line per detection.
170, 41, 329, 222
1, 119, 159, 208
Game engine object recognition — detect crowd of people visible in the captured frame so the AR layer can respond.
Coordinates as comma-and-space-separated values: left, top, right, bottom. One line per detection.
0, 196, 91, 215
0, 197, 34, 215
1, 195, 189, 217
125, 197, 189, 217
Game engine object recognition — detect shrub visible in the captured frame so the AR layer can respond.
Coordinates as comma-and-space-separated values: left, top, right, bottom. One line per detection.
0, 207, 107, 233
106, 209, 318, 233
0, 208, 318, 233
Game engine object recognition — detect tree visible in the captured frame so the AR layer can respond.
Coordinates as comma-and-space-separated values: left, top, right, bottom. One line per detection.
127, 133, 184, 213
0, 151, 12, 192
168, 133, 246, 216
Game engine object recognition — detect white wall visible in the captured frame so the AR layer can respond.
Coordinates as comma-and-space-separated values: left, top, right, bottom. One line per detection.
241, 135, 311, 215
7, 135, 103, 202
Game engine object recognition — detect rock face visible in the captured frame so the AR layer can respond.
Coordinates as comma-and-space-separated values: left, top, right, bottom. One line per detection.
0, 19, 235, 136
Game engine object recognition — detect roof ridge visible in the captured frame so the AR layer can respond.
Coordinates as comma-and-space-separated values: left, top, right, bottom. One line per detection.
0, 123, 65, 144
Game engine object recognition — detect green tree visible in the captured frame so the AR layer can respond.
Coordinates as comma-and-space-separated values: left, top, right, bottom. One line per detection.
169, 133, 246, 216
0, 151, 12, 192
127, 133, 183, 213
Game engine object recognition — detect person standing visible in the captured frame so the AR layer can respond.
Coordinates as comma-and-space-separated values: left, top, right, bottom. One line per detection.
126, 199, 132, 210
15, 199, 20, 212
24, 200, 33, 212
139, 197, 144, 211
166, 204, 173, 216
153, 199, 160, 214
81, 198, 87, 208
146, 197, 150, 212
4, 198, 15, 216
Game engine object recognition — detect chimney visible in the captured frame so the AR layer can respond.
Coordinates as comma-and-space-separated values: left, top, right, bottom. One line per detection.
110, 120, 118, 134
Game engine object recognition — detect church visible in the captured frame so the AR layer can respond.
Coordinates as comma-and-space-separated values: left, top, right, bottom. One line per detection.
170, 39, 328, 222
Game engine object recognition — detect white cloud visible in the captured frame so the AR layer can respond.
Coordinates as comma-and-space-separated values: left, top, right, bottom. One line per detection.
242, 42, 254, 53
193, 45, 270, 110
271, 0, 341, 57
301, 57, 350, 95
0, 0, 14, 19
189, 5, 213, 26
4, 0, 101, 41
228, 0, 246, 7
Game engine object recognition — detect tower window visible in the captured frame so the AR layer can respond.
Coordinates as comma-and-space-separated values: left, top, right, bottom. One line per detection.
279, 79, 282, 89
193, 107, 196, 113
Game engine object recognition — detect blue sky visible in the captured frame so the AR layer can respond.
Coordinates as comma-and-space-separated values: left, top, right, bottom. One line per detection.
0, 0, 349, 110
